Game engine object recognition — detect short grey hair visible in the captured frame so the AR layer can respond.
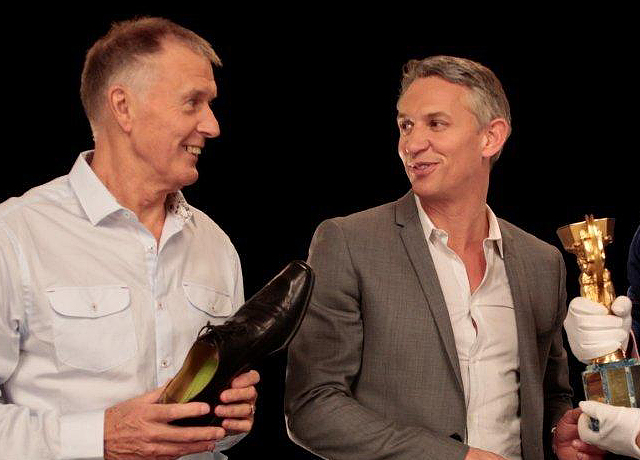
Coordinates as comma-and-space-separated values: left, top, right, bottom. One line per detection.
400, 55, 511, 164
81, 17, 222, 130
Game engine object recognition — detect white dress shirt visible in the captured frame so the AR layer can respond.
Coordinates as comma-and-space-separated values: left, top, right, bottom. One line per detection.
415, 196, 522, 460
0, 152, 244, 460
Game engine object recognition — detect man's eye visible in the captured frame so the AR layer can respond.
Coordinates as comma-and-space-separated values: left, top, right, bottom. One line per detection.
430, 120, 446, 129
398, 121, 412, 133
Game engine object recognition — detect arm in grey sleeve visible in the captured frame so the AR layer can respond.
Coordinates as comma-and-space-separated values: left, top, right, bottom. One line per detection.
285, 219, 467, 460
543, 251, 574, 456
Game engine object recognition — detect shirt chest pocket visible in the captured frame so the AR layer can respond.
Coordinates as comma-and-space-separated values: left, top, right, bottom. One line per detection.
182, 281, 233, 329
46, 285, 137, 372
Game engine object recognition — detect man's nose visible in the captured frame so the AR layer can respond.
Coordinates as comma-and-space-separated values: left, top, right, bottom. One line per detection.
198, 106, 220, 138
401, 127, 431, 157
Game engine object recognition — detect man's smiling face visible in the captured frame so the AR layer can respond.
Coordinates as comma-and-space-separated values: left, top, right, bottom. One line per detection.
397, 76, 488, 202
128, 39, 220, 192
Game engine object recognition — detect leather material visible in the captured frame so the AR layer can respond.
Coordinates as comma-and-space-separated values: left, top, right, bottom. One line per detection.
167, 260, 314, 426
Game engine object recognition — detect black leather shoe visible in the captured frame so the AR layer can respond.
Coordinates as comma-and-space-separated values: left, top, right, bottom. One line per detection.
159, 260, 314, 426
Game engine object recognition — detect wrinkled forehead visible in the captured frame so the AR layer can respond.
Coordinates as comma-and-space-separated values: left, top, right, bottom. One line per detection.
396, 76, 475, 115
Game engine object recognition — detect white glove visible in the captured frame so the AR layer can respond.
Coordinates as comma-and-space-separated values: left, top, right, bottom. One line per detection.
563, 296, 632, 363
578, 400, 640, 458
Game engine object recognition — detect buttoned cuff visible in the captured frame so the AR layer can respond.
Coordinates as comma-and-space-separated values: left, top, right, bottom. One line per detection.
59, 410, 104, 459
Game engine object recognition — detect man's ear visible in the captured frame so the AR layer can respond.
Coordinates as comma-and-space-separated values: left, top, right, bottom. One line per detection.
107, 85, 135, 133
481, 118, 510, 159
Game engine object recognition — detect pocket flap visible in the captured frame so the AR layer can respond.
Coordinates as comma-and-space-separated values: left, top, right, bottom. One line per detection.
182, 282, 233, 317
46, 285, 130, 318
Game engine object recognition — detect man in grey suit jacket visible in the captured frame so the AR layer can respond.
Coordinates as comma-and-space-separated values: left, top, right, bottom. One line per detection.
285, 56, 605, 460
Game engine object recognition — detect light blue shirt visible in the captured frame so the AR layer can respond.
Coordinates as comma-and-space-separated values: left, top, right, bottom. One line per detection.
0, 152, 244, 459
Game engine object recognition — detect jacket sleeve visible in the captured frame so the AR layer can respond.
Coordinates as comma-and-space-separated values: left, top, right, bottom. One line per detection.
285, 219, 467, 460
628, 225, 640, 340
542, 250, 574, 457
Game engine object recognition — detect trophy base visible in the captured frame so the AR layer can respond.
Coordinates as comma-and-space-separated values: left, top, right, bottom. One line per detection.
582, 358, 640, 430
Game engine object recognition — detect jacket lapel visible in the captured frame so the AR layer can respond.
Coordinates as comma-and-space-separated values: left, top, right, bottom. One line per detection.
500, 220, 543, 459
395, 192, 464, 395
500, 221, 541, 382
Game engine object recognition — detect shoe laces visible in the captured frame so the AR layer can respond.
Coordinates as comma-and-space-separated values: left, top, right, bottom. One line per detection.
197, 320, 246, 341
197, 321, 215, 339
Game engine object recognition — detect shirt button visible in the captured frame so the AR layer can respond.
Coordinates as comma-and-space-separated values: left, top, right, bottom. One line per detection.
91, 303, 97, 311
147, 245, 155, 253
156, 301, 163, 310
160, 359, 169, 368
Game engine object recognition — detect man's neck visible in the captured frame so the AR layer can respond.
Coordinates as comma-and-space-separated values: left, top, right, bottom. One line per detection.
90, 142, 170, 243
418, 194, 489, 255
418, 192, 491, 294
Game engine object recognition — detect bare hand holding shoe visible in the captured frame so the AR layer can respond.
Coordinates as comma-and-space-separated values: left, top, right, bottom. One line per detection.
104, 385, 225, 460
215, 369, 260, 434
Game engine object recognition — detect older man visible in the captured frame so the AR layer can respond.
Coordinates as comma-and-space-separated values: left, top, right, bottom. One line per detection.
0, 18, 258, 460
285, 56, 604, 460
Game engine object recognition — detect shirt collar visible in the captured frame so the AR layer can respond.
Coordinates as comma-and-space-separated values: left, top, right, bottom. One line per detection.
413, 194, 504, 258
165, 191, 193, 223
69, 151, 194, 226
68, 151, 122, 225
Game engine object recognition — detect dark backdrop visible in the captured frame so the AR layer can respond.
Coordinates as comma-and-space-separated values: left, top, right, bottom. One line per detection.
2, 11, 637, 459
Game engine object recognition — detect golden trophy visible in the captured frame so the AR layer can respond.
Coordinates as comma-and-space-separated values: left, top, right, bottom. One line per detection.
557, 216, 640, 429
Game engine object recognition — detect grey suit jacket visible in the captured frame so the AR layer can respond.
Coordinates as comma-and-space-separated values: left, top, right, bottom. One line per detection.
285, 192, 572, 460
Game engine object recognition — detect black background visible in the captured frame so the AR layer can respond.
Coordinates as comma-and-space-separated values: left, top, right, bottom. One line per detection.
2, 10, 637, 459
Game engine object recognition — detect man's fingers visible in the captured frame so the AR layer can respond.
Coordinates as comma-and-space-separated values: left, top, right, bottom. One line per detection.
560, 407, 583, 424
230, 370, 260, 388
222, 418, 253, 433
219, 385, 257, 404
575, 454, 606, 460
215, 402, 254, 419
150, 423, 226, 443
572, 438, 608, 455
156, 402, 211, 422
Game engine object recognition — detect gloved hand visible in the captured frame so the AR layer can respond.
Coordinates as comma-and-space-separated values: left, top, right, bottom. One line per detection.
578, 401, 640, 459
563, 296, 631, 363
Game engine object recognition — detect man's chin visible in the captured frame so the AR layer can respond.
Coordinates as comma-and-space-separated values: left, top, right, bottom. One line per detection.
172, 169, 199, 191
410, 181, 435, 200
